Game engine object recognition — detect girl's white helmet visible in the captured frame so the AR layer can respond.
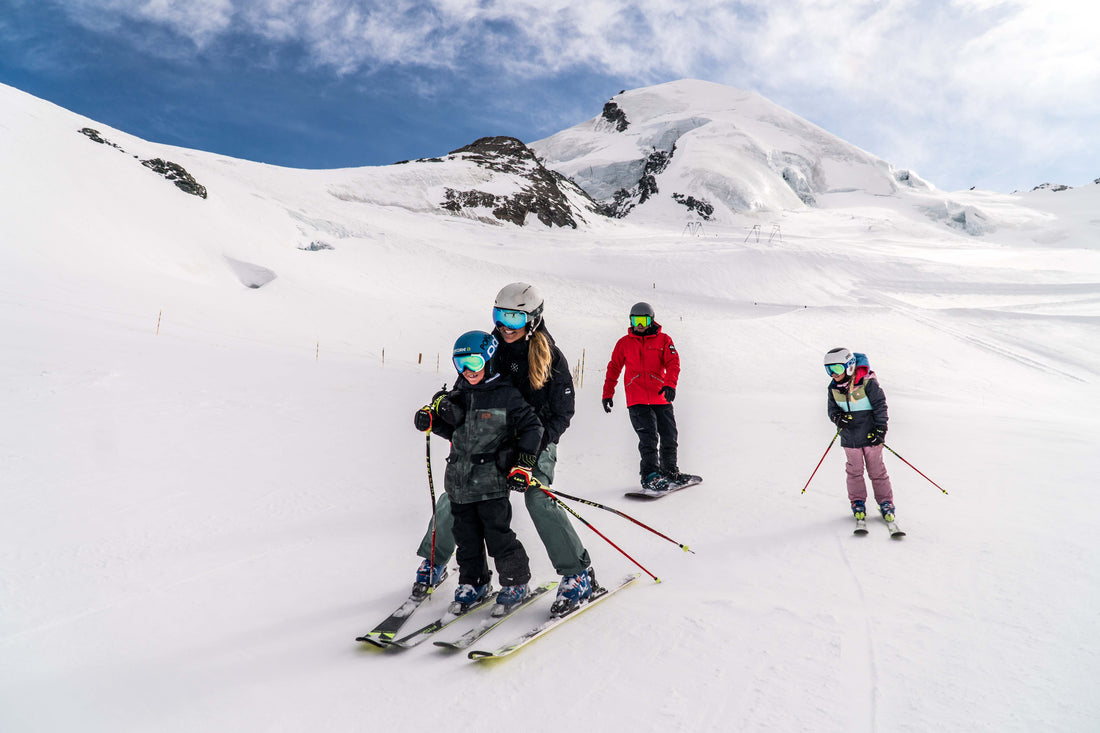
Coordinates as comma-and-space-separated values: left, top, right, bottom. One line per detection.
824, 347, 856, 376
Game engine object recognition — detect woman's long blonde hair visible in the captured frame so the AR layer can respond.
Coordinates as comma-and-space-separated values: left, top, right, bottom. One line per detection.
527, 329, 553, 390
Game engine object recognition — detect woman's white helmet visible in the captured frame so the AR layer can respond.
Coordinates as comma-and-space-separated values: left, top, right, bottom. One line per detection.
494, 282, 544, 332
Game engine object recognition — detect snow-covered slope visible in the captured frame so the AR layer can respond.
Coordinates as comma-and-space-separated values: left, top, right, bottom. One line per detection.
531, 79, 960, 226
2, 80, 1099, 733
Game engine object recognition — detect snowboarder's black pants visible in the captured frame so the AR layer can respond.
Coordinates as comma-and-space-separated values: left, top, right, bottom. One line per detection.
450, 495, 531, 587
628, 403, 679, 477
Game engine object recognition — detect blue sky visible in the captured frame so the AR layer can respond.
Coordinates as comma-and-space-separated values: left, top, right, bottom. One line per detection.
1, 0, 1096, 192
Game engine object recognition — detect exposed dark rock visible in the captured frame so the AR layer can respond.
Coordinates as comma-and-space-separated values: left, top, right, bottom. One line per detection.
79, 128, 124, 151
601, 101, 630, 132
602, 146, 675, 217
672, 193, 714, 220
438, 136, 599, 227
299, 241, 335, 251
140, 158, 208, 198
1032, 182, 1070, 192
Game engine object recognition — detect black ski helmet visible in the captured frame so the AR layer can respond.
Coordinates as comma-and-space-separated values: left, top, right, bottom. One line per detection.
630, 302, 655, 319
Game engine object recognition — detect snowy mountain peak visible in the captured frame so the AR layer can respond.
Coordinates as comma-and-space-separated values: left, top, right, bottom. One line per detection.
531, 79, 930, 222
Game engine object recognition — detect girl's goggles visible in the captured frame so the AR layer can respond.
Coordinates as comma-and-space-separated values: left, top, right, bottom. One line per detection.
825, 363, 848, 375
493, 307, 528, 330
453, 354, 486, 373
630, 314, 652, 329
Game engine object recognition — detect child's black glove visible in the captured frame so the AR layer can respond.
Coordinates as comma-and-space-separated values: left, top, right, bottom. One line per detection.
413, 407, 433, 432
435, 396, 464, 426
833, 413, 854, 429
867, 426, 887, 445
507, 453, 538, 493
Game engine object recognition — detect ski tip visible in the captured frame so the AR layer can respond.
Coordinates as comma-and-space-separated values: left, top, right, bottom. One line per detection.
468, 650, 494, 660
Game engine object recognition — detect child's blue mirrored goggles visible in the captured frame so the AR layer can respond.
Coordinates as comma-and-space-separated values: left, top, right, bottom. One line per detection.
453, 354, 486, 373
493, 307, 528, 330
825, 363, 848, 375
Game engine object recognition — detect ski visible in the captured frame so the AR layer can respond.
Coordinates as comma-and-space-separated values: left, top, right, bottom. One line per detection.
355, 570, 451, 647
625, 474, 702, 499
853, 518, 868, 535
388, 591, 499, 649
468, 573, 640, 661
886, 519, 906, 538
356, 591, 433, 647
433, 581, 557, 651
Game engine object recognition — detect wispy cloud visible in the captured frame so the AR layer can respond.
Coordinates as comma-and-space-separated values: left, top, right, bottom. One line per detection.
50, 0, 1100, 189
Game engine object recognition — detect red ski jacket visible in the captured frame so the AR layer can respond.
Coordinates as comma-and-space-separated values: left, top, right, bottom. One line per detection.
602, 324, 680, 407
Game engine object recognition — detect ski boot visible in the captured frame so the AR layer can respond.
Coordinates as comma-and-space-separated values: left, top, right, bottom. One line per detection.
879, 501, 896, 522
662, 467, 693, 488
550, 568, 593, 617
851, 500, 867, 520
641, 471, 670, 492
411, 559, 448, 600
492, 584, 530, 616
450, 583, 491, 614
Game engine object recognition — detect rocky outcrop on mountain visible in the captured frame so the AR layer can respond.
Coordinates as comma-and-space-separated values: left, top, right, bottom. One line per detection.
438, 136, 600, 227
602, 147, 675, 218
671, 193, 714, 220
601, 102, 630, 132
78, 127, 207, 199
80, 128, 125, 151
140, 159, 207, 199
1032, 182, 1071, 192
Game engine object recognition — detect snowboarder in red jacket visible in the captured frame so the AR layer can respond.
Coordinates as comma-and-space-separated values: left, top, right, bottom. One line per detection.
602, 302, 691, 492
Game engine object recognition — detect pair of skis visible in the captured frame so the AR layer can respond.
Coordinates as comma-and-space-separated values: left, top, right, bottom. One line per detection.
357, 574, 638, 659
854, 515, 906, 538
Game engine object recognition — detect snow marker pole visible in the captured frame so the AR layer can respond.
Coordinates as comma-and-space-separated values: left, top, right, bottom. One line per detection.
883, 443, 949, 495
547, 487, 694, 554
532, 480, 660, 582
801, 431, 839, 494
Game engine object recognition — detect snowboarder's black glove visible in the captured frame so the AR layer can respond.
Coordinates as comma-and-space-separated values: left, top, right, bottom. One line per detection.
867, 426, 886, 446
413, 407, 433, 432
833, 413, 854, 430
507, 453, 538, 493
659, 386, 676, 403
602, 398, 613, 413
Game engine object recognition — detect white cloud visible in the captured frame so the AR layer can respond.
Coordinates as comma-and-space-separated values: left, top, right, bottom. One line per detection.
58, 0, 1099, 189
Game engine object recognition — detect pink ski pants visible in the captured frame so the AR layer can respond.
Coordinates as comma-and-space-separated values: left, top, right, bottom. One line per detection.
843, 445, 894, 505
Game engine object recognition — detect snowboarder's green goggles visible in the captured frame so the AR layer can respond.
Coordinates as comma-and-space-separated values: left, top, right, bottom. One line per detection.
493, 307, 528, 330
630, 315, 652, 329
825, 363, 847, 375
453, 354, 486, 373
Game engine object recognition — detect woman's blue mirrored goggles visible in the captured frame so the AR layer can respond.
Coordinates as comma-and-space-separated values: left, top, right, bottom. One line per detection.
454, 354, 486, 373
493, 307, 528, 330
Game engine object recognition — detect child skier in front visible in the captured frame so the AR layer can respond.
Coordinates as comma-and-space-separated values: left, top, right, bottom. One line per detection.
414, 330, 544, 615
823, 347, 897, 522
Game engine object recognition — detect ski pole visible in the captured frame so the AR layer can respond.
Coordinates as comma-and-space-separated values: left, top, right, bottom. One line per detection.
425, 429, 438, 596
532, 479, 661, 583
883, 443, 949, 495
547, 488, 694, 554
801, 431, 840, 494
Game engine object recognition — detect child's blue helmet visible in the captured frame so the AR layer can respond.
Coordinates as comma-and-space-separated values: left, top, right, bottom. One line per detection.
452, 330, 498, 374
